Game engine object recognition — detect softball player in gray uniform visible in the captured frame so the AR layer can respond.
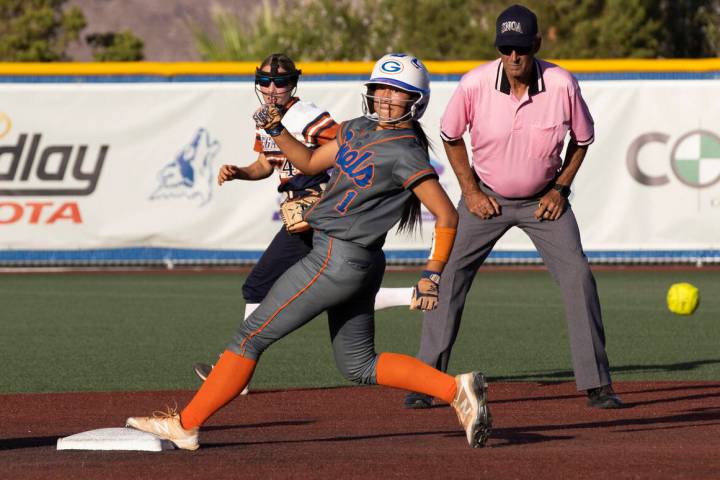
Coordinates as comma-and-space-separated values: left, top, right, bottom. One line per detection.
127, 54, 492, 450
193, 54, 414, 389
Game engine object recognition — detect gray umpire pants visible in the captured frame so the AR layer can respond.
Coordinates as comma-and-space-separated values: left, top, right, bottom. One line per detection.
228, 232, 386, 385
417, 183, 612, 391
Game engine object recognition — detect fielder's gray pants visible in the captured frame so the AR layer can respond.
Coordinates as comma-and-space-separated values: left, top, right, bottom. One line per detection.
228, 232, 385, 385
417, 184, 612, 391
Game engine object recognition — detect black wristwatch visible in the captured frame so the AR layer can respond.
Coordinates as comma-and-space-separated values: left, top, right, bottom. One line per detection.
552, 183, 571, 198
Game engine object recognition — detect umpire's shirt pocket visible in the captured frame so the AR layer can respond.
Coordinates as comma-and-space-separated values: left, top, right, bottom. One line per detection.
528, 123, 568, 162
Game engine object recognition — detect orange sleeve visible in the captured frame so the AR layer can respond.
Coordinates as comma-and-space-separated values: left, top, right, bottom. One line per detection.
428, 226, 456, 263
253, 133, 263, 153
303, 113, 339, 146
317, 121, 339, 145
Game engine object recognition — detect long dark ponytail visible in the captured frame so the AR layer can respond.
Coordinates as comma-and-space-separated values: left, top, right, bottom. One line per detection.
396, 120, 433, 234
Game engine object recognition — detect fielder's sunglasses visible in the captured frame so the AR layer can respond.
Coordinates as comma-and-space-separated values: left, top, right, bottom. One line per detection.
255, 73, 300, 88
498, 45, 533, 56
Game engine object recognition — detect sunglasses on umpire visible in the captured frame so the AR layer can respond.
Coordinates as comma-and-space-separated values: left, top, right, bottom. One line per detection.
498, 45, 533, 56
255, 74, 298, 88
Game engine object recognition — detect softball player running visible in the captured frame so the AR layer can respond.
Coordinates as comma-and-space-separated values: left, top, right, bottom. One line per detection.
193, 53, 414, 385
128, 53, 492, 450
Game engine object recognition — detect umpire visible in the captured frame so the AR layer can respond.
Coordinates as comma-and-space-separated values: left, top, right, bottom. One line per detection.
405, 4, 623, 409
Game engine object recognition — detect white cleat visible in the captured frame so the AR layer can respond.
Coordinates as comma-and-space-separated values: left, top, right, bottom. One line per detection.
451, 372, 492, 448
126, 408, 199, 451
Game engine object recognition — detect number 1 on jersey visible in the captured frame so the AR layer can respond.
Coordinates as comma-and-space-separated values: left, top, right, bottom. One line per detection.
335, 190, 358, 214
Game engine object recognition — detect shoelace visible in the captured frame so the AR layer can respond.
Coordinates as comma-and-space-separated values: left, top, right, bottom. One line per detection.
151, 403, 180, 420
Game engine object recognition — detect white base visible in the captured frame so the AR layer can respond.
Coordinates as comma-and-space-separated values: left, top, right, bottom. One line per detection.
57, 428, 175, 451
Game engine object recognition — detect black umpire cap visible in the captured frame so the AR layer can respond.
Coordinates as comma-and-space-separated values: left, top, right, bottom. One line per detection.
494, 4, 538, 48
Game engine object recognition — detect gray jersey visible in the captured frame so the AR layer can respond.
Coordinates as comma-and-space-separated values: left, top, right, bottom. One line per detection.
306, 117, 437, 247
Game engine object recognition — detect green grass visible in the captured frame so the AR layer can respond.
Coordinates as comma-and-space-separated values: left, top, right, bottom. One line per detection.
0, 269, 718, 393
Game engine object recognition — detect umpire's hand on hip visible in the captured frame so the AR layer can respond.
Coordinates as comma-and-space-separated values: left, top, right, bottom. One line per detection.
534, 190, 566, 221
464, 190, 501, 220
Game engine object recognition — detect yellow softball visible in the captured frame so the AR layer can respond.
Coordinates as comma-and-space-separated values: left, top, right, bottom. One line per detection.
666, 282, 700, 315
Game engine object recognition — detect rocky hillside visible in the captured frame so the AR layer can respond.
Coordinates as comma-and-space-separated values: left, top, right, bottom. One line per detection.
67, 0, 256, 61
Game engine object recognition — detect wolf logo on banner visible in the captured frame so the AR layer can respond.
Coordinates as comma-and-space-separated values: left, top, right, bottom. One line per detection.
150, 128, 220, 206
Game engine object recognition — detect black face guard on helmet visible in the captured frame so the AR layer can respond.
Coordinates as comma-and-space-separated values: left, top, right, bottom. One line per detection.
254, 56, 301, 106
362, 83, 422, 124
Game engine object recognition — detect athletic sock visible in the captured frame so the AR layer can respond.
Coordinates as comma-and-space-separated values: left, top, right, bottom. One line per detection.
244, 303, 260, 320
237, 303, 260, 394
373, 287, 414, 310
180, 350, 256, 429
375, 352, 457, 404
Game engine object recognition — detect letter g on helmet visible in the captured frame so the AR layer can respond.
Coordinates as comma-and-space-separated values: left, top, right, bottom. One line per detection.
364, 53, 431, 121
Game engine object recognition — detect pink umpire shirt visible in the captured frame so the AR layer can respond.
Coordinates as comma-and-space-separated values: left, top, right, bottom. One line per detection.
440, 58, 594, 198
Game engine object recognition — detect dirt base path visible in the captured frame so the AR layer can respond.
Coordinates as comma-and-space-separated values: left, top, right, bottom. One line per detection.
2, 381, 720, 479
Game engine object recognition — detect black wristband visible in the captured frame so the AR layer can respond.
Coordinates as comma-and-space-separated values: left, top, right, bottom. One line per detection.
265, 123, 285, 137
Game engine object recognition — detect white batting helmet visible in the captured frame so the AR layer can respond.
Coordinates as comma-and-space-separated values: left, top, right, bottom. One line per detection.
362, 53, 431, 122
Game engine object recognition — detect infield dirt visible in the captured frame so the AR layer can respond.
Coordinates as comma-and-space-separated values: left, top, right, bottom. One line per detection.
2, 381, 720, 479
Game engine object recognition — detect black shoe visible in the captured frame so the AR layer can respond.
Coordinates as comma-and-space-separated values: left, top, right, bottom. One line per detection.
586, 385, 624, 409
404, 392, 433, 409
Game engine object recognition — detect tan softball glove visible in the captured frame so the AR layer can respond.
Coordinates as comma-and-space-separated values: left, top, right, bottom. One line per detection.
280, 194, 321, 234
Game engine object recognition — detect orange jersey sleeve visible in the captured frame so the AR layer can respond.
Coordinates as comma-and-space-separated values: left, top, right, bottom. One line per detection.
302, 112, 339, 146
253, 132, 263, 153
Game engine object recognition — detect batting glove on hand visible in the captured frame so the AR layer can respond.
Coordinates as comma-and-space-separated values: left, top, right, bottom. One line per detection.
253, 104, 285, 137
410, 270, 441, 311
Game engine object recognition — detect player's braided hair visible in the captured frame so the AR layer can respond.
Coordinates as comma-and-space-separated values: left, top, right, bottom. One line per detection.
397, 121, 433, 234
260, 53, 300, 83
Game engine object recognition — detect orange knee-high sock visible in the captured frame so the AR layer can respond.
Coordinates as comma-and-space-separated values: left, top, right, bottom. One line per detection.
375, 352, 457, 404
180, 350, 256, 429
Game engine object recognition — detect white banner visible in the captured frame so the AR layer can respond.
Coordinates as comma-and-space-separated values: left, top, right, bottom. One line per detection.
0, 79, 719, 259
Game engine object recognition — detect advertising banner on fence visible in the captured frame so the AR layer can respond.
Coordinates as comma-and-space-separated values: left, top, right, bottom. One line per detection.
1, 79, 719, 257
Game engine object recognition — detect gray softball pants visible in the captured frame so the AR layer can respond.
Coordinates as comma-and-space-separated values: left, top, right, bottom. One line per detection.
228, 231, 385, 385
416, 184, 612, 391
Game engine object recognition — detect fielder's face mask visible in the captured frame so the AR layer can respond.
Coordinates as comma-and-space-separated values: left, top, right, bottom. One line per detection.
254, 56, 301, 106
362, 83, 422, 124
